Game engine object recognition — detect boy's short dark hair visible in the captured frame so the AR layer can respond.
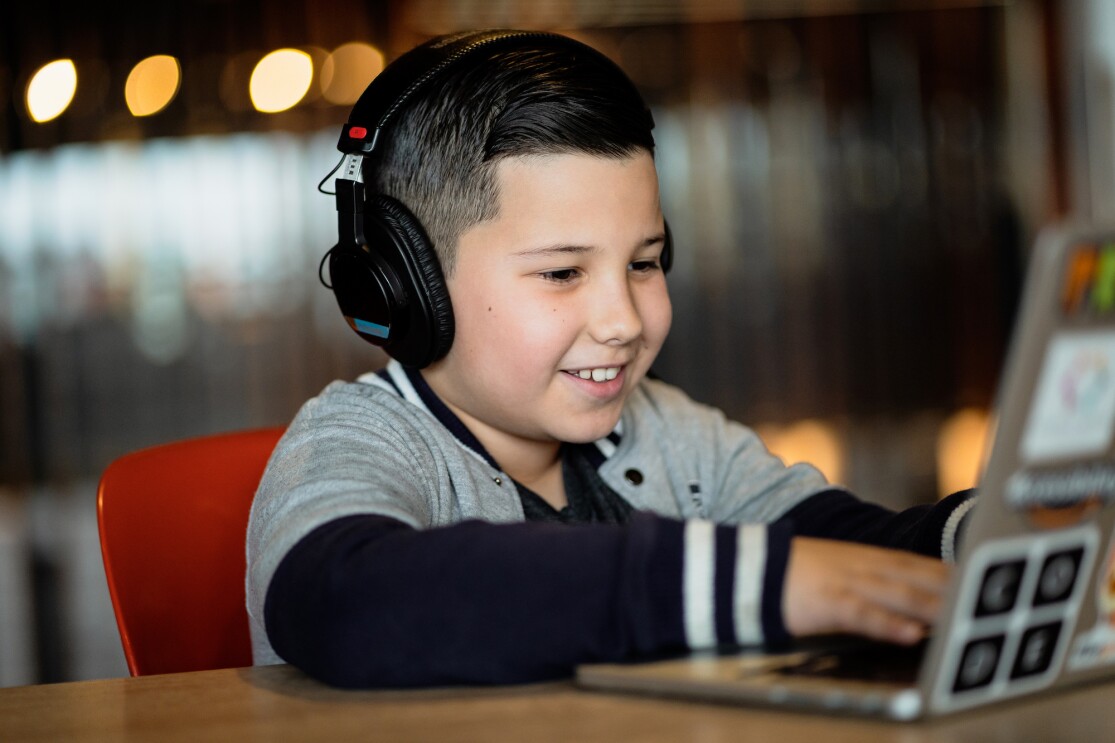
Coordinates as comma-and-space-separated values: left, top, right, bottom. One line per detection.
366, 36, 656, 274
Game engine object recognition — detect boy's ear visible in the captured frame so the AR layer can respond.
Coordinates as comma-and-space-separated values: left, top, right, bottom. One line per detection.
326, 194, 454, 368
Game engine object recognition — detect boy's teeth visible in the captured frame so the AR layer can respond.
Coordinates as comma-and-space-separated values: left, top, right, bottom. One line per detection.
574, 367, 620, 382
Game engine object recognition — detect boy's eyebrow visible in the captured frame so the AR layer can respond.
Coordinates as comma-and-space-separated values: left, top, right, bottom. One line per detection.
510, 234, 666, 259
510, 244, 597, 259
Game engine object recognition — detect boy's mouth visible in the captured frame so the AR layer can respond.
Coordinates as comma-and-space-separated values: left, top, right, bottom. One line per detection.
563, 366, 621, 382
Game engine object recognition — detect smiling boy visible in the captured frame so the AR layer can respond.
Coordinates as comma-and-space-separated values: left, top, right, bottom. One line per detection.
246, 30, 975, 687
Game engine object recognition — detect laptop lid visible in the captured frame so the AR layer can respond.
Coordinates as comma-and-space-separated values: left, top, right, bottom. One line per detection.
919, 223, 1115, 715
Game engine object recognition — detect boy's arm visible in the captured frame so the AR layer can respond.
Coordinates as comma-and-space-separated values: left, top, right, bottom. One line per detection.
265, 512, 947, 689
263, 512, 796, 688
628, 383, 968, 646
763, 487, 975, 642
643, 379, 977, 559
775, 488, 978, 559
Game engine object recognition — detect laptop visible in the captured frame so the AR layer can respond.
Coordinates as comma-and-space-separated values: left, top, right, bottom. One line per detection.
577, 223, 1115, 719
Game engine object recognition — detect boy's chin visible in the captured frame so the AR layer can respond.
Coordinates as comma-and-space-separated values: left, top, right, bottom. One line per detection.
553, 416, 623, 445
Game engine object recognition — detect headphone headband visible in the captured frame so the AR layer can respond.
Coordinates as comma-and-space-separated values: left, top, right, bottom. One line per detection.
338, 30, 583, 156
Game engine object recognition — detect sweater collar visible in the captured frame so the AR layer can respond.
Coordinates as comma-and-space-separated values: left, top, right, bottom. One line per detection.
365, 360, 620, 470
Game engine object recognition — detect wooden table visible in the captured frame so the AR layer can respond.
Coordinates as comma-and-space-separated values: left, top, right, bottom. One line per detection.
2, 663, 1114, 742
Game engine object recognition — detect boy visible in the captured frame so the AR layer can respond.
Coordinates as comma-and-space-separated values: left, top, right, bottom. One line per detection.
246, 30, 975, 688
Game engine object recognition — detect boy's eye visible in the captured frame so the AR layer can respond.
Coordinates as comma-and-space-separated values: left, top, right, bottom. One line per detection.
630, 259, 661, 273
540, 268, 580, 283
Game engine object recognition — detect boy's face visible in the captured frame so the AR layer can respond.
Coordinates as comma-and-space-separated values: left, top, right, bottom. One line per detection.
423, 151, 672, 457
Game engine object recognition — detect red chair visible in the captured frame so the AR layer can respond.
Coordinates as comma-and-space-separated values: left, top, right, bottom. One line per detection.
96, 427, 285, 676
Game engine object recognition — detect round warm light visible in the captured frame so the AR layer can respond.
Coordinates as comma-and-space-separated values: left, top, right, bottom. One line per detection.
321, 42, 384, 105
26, 59, 78, 123
249, 48, 313, 113
125, 55, 181, 116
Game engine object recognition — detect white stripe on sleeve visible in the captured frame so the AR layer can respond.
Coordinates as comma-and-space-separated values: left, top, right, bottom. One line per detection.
682, 519, 717, 648
733, 524, 767, 645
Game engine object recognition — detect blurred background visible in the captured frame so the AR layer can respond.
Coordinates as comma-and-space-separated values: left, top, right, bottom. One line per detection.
0, 0, 1109, 685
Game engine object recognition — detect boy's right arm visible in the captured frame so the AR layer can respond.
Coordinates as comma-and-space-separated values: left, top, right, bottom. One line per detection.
262, 512, 949, 688
262, 511, 796, 688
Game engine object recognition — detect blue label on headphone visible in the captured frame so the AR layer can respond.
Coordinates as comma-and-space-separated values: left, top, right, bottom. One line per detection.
351, 317, 390, 339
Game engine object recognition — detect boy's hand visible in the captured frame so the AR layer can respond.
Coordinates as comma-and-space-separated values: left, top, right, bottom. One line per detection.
783, 537, 950, 645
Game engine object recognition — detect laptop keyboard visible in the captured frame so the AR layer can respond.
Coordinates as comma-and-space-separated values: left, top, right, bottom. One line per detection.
773, 640, 926, 685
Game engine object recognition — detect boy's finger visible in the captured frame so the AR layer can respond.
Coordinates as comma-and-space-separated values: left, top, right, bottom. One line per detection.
832, 592, 930, 645
855, 573, 945, 625
860, 549, 951, 590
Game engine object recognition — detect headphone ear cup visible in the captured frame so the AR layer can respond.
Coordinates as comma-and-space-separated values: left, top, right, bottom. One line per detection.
362, 194, 455, 367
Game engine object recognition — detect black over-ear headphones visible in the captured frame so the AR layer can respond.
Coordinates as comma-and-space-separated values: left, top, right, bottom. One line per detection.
322, 29, 672, 368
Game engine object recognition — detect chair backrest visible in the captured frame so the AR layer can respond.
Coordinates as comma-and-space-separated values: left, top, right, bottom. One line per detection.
96, 427, 285, 676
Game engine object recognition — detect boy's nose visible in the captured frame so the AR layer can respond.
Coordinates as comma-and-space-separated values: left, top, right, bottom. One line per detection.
589, 278, 643, 345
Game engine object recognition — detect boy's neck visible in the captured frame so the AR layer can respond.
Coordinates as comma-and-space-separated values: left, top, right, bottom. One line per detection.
518, 461, 568, 511
453, 412, 569, 510
413, 364, 570, 509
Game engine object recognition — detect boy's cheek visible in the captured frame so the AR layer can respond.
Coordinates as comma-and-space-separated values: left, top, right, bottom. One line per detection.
641, 290, 673, 345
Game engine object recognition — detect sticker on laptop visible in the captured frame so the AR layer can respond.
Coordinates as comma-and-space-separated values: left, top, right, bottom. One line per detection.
1061, 243, 1115, 316
1019, 330, 1115, 464
1004, 464, 1115, 529
934, 525, 1097, 712
1068, 529, 1115, 670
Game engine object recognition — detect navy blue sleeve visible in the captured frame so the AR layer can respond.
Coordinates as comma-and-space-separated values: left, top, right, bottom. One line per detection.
776, 488, 976, 557
263, 512, 793, 688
